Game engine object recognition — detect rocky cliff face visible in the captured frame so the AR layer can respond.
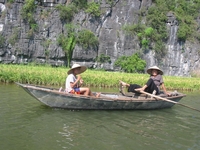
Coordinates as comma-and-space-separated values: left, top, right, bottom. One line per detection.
0, 0, 199, 76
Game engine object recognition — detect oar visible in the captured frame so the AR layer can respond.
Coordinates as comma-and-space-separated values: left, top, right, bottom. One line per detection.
137, 90, 200, 112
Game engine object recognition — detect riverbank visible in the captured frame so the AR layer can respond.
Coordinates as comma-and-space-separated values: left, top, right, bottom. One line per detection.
0, 64, 199, 91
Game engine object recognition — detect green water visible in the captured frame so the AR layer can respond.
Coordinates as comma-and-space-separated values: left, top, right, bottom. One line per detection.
0, 84, 200, 150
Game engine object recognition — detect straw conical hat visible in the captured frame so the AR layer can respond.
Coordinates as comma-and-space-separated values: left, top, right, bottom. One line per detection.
147, 66, 163, 75
67, 64, 87, 75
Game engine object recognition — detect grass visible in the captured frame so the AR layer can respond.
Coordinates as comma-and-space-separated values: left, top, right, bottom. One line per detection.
0, 64, 200, 91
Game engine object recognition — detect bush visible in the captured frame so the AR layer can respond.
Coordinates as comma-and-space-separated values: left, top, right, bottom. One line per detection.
85, 2, 101, 17
114, 53, 146, 73
72, 0, 88, 9
76, 29, 98, 49
96, 54, 111, 63
21, 0, 36, 24
56, 4, 77, 22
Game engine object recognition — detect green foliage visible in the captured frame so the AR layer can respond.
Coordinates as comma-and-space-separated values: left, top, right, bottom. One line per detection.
57, 24, 76, 67
8, 28, 20, 46
0, 34, 5, 47
141, 39, 149, 49
123, 24, 154, 49
177, 23, 191, 41
45, 49, 50, 57
141, 27, 154, 49
195, 31, 200, 42
30, 24, 38, 32
85, 2, 101, 17
21, 0, 38, 38
154, 40, 166, 63
123, 24, 146, 37
57, 23, 98, 65
114, 53, 146, 73
77, 29, 98, 49
41, 39, 51, 48
41, 39, 51, 59
7, 0, 14, 3
96, 54, 111, 63
57, 0, 101, 20
58, 34, 76, 67
174, 1, 200, 41
122, 0, 200, 60
27, 13, 36, 25
146, 6, 168, 40
21, 0, 36, 24
144, 2, 169, 57
149, 0, 200, 42
72, 0, 88, 9
1, 64, 200, 90
56, 4, 77, 22
144, 27, 154, 37
40, 9, 51, 19
106, 0, 115, 6
27, 24, 38, 38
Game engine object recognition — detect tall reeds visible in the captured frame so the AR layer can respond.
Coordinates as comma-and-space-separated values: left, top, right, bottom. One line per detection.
0, 64, 200, 91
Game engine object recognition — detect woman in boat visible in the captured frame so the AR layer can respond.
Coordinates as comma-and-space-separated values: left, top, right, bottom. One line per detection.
65, 64, 100, 97
119, 66, 170, 96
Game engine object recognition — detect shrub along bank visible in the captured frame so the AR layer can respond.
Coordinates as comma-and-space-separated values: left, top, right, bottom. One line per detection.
0, 64, 200, 91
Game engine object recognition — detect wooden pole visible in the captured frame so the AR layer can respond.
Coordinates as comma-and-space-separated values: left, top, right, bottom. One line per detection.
138, 90, 200, 112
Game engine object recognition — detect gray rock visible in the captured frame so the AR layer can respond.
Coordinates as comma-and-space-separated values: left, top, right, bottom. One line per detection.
0, 0, 199, 76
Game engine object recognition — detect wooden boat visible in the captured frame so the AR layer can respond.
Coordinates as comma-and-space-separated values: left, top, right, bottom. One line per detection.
16, 83, 186, 110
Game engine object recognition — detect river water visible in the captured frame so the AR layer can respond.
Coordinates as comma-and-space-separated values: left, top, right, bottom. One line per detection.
0, 83, 200, 150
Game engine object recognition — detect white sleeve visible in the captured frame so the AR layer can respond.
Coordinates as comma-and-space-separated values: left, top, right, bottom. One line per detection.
65, 74, 76, 92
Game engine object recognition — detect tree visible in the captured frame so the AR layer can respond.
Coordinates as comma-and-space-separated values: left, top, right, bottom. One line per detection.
57, 24, 76, 67
57, 24, 99, 66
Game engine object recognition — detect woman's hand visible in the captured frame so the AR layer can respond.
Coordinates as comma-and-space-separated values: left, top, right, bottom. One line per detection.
161, 83, 170, 96
77, 75, 82, 81
80, 79, 84, 84
165, 92, 171, 96
72, 75, 82, 88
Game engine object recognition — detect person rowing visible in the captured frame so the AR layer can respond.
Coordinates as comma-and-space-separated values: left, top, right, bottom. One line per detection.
119, 66, 170, 96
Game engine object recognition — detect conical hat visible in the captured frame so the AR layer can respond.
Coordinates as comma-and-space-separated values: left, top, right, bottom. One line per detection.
147, 66, 163, 75
67, 64, 87, 75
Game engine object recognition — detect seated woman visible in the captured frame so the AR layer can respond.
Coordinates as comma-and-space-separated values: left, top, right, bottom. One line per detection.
120, 66, 170, 96
65, 64, 100, 97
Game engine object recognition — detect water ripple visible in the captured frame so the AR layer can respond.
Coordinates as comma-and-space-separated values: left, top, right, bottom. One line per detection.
0, 85, 200, 150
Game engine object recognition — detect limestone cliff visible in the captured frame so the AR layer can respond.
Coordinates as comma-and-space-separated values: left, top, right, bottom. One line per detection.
0, 0, 199, 76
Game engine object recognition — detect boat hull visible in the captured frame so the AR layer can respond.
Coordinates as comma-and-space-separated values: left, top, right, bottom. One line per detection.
17, 83, 186, 110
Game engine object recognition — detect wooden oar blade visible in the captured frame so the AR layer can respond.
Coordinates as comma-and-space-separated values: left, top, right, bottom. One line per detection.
137, 90, 200, 113
177, 103, 200, 112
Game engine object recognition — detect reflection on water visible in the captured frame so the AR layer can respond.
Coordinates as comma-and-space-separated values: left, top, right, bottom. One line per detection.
0, 84, 200, 150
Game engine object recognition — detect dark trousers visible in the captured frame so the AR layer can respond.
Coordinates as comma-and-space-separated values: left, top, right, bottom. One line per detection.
128, 78, 159, 95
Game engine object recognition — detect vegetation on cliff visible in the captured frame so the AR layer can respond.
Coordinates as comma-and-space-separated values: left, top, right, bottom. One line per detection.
2, 0, 200, 74
123, 0, 200, 62
57, 24, 76, 67
55, 1, 100, 67
21, 0, 38, 37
